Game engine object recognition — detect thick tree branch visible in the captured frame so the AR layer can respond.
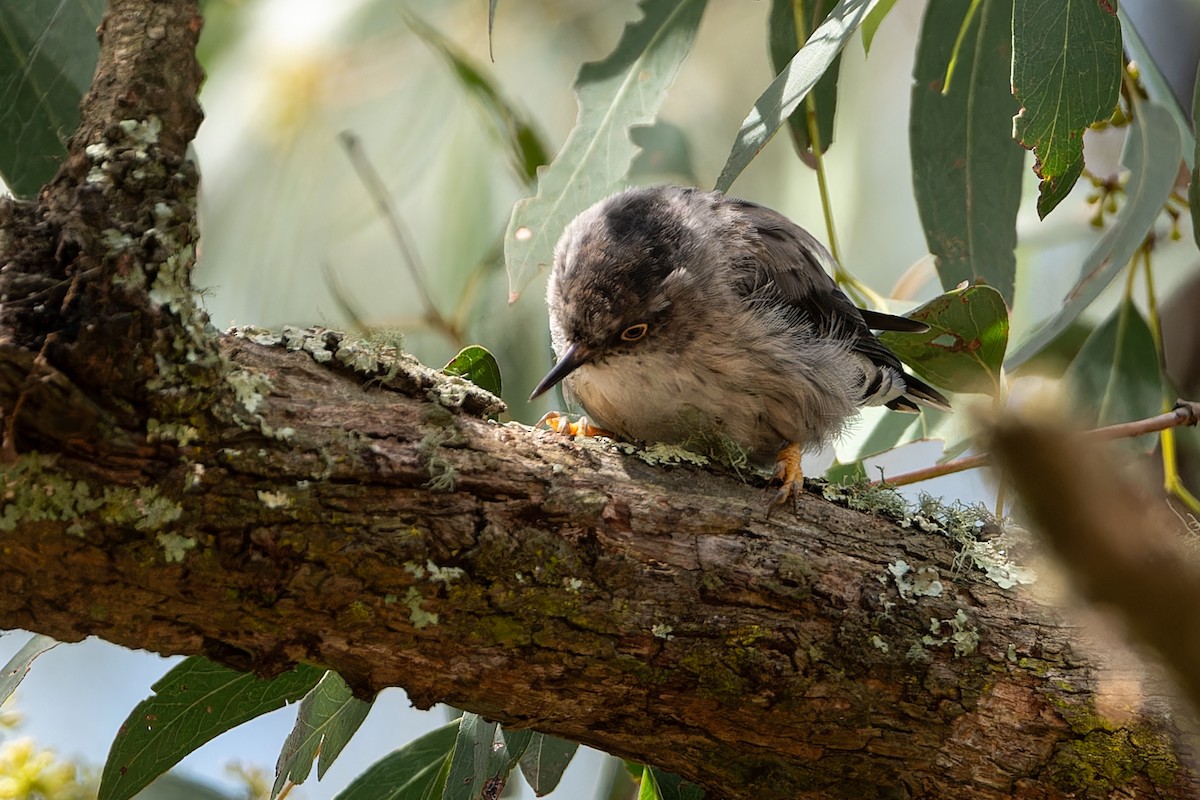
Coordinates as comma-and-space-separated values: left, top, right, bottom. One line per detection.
0, 1, 1197, 799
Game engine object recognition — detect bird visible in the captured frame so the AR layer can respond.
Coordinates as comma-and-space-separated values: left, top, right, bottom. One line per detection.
529, 185, 950, 504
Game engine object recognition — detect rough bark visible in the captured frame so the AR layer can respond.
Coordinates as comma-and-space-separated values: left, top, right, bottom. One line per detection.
0, 1, 1197, 798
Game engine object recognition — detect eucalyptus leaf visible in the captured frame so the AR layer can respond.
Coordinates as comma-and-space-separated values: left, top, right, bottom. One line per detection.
0, 0, 103, 195
1011, 0, 1122, 216
1191, 56, 1200, 252
1007, 101, 1183, 369
1063, 298, 1163, 437
504, 0, 708, 298
335, 720, 461, 800
638, 765, 704, 800
1118, 6, 1195, 170
442, 713, 497, 800
878, 285, 1008, 396
910, 0, 1023, 305
272, 671, 372, 798
860, 0, 899, 54
444, 345, 503, 397
769, 0, 841, 163
716, 0, 880, 192
518, 732, 579, 796
407, 14, 548, 187
99, 658, 324, 800
0, 633, 58, 706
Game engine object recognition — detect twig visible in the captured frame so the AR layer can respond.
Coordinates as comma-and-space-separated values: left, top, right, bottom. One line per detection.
875, 400, 1200, 487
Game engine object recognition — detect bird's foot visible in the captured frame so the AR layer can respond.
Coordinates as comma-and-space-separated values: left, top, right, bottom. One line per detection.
770, 442, 805, 509
537, 411, 615, 439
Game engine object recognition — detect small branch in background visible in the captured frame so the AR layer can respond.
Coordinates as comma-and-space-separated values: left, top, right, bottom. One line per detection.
337, 131, 465, 348
985, 404, 1200, 717
875, 401, 1200, 488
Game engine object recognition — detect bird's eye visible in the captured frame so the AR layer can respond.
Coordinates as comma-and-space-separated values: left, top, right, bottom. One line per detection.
620, 323, 649, 342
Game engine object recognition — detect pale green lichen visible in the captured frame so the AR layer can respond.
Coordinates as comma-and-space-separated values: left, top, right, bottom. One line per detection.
146, 419, 200, 447
870, 635, 889, 653
887, 560, 944, 601
226, 368, 273, 415
922, 608, 979, 657
256, 490, 292, 509
404, 587, 438, 629
156, 532, 196, 563
651, 623, 674, 640
636, 442, 709, 467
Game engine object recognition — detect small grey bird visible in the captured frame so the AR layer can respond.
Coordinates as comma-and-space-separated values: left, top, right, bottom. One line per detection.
530, 185, 949, 502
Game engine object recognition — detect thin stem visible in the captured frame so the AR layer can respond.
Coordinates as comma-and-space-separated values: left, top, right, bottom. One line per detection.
941, 0, 983, 95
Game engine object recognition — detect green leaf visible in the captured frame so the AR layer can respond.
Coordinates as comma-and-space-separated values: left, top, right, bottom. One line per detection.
335, 719, 460, 800
629, 122, 699, 183
714, 0, 880, 192
910, 0, 1024, 306
1118, 6, 1195, 171
824, 459, 868, 483
1011, 0, 1122, 217
98, 658, 324, 800
406, 14, 549, 187
504, 0, 708, 298
0, 633, 58, 705
443, 345, 503, 397
877, 285, 1008, 396
860, 0, 899, 53
0, 0, 103, 196
518, 732, 579, 796
1190, 55, 1200, 252
442, 713, 495, 800
1007, 101, 1183, 369
638, 765, 703, 800
272, 671, 372, 798
1063, 298, 1163, 437
768, 0, 841, 163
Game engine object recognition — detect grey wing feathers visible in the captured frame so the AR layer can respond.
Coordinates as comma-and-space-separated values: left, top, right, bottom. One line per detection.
730, 198, 950, 413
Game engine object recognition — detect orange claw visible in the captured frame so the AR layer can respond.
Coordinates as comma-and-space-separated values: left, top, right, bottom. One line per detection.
771, 441, 805, 507
537, 411, 616, 439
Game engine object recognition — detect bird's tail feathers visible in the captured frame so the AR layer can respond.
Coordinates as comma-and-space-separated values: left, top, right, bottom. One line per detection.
885, 373, 951, 414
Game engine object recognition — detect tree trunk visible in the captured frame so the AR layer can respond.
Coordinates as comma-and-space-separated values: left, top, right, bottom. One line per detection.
0, 1, 1196, 798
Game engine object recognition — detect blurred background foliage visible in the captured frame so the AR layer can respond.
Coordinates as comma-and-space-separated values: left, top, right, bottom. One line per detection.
3, 0, 1200, 797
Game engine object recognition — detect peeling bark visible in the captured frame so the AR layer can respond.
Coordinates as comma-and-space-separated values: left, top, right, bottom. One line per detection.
0, 1, 1197, 798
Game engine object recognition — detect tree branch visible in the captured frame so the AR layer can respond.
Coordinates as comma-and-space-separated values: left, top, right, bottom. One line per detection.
0, 1, 1196, 798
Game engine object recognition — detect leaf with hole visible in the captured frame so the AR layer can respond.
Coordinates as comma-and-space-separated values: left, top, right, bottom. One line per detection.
272, 671, 372, 798
1011, 0, 1122, 216
98, 658, 324, 800
878, 285, 1008, 396
504, 0, 708, 299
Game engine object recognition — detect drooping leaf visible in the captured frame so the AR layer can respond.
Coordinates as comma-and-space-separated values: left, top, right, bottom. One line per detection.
504, 0, 708, 298
1118, 6, 1195, 170
518, 732, 579, 796
878, 285, 1008, 396
1191, 54, 1200, 252
1063, 298, 1163, 438
638, 765, 704, 800
769, 0, 841, 163
715, 0, 881, 192
910, 0, 1023, 306
406, 14, 548, 187
1011, 0, 1122, 217
444, 345, 503, 397
860, 0, 899, 53
1007, 101, 1183, 369
0, 633, 58, 706
272, 671, 372, 798
0, 0, 103, 195
98, 658, 324, 800
442, 716, 534, 800
630, 122, 699, 183
335, 720, 460, 800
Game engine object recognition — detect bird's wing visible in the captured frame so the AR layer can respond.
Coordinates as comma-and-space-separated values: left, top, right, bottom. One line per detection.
727, 198, 950, 411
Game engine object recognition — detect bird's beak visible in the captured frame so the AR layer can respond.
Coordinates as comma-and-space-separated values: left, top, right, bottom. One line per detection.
530, 343, 591, 400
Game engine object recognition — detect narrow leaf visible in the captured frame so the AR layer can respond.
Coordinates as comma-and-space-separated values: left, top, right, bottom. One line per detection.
407, 14, 548, 187
1118, 6, 1195, 170
638, 764, 661, 800
335, 720, 461, 800
1190, 55, 1200, 252
769, 0, 841, 163
647, 766, 704, 800
860, 0, 899, 53
272, 671, 372, 798
1007, 101, 1183, 369
504, 0, 708, 298
442, 713, 497, 800
98, 658, 324, 800
715, 0, 880, 192
1063, 298, 1163, 437
0, 633, 58, 705
518, 732, 579, 796
877, 285, 1008, 396
630, 122, 699, 183
910, 0, 1023, 305
0, 0, 103, 195
1011, 0, 1122, 217
444, 345, 503, 397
